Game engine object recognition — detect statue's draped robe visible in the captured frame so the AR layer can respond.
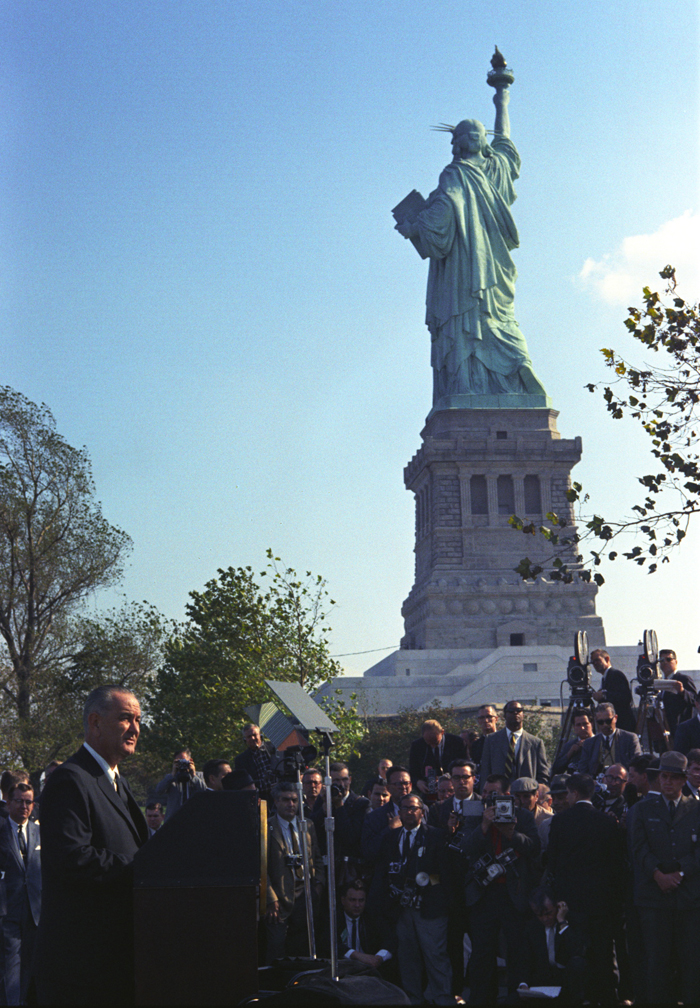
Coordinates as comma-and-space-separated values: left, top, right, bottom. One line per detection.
415, 136, 546, 399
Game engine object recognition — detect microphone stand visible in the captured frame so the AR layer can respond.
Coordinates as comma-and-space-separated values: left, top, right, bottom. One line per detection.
293, 767, 317, 958
316, 730, 338, 982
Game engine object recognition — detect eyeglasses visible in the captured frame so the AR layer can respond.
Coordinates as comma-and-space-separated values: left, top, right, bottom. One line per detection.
451, 774, 473, 780
603, 774, 623, 782
596, 718, 614, 726
506, 708, 524, 714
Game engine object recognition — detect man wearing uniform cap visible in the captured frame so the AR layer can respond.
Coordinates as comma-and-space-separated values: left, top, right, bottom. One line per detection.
629, 750, 700, 1004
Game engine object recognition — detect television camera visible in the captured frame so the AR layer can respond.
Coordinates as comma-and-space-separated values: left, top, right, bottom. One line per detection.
552, 631, 597, 767
634, 629, 677, 753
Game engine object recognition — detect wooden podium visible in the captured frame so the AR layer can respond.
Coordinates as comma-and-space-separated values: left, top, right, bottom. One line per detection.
133, 790, 260, 1005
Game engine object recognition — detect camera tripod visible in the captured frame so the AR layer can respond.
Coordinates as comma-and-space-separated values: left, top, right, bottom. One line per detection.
553, 690, 597, 766
635, 688, 672, 754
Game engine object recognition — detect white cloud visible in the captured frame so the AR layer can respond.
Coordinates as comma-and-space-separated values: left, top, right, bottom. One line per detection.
579, 211, 700, 305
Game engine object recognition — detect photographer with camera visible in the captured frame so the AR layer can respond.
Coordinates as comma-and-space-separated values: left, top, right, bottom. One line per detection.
152, 747, 206, 821
460, 775, 540, 1003
266, 781, 321, 963
408, 719, 466, 797
361, 765, 413, 865
427, 759, 481, 998
369, 794, 453, 1004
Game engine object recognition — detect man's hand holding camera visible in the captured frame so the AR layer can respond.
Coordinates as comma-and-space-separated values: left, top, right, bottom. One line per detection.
481, 802, 515, 839
447, 811, 462, 835
172, 756, 195, 782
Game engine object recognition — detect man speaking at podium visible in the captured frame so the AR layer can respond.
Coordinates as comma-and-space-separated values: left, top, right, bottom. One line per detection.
35, 685, 148, 1005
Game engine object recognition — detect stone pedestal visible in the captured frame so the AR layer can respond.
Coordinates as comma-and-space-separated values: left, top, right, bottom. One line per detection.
401, 407, 605, 651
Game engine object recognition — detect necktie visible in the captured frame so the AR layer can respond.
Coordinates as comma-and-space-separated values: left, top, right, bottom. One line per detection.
669, 800, 676, 821
290, 824, 303, 878
546, 927, 556, 966
351, 917, 359, 951
17, 824, 27, 864
402, 830, 412, 861
504, 732, 516, 780
115, 775, 130, 809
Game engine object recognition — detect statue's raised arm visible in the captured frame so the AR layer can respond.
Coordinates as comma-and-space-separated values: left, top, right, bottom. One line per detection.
492, 84, 510, 138
393, 48, 546, 408
490, 45, 511, 137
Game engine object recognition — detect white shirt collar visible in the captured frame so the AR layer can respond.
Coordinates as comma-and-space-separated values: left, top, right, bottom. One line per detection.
83, 743, 118, 787
508, 728, 523, 740
453, 794, 475, 810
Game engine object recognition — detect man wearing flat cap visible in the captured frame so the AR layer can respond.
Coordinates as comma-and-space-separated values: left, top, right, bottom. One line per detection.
511, 777, 553, 827
629, 750, 700, 1004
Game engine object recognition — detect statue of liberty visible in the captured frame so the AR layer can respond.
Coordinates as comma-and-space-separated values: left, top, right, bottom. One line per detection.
394, 52, 547, 405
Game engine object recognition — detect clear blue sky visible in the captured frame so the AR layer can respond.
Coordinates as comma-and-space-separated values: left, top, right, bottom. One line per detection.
3, 1, 699, 674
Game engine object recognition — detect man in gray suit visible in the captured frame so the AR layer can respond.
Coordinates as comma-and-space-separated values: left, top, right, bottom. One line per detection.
629, 751, 700, 1003
0, 782, 41, 1005
578, 703, 642, 777
479, 701, 549, 785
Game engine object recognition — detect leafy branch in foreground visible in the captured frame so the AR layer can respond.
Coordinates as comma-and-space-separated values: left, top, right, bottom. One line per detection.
512, 267, 699, 585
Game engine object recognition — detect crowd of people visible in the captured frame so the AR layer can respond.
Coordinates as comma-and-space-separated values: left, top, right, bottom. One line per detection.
248, 648, 700, 1005
0, 648, 698, 1004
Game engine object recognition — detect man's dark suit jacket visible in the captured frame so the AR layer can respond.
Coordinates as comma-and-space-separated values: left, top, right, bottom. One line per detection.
661, 673, 697, 733
361, 803, 401, 864
469, 734, 487, 767
0, 817, 41, 1003
673, 714, 700, 755
35, 745, 148, 1005
408, 733, 465, 788
600, 667, 636, 732
577, 728, 642, 775
369, 822, 450, 932
479, 728, 550, 784
311, 790, 369, 860
0, 817, 41, 925
521, 917, 587, 989
547, 801, 625, 916
551, 738, 588, 777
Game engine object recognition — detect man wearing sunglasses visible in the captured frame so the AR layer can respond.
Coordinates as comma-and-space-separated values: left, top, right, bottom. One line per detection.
479, 701, 550, 785
578, 703, 642, 778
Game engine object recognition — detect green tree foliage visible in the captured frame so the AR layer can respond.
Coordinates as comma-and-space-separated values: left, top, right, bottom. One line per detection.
511, 269, 700, 585
144, 553, 344, 762
0, 387, 132, 769
317, 689, 367, 764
